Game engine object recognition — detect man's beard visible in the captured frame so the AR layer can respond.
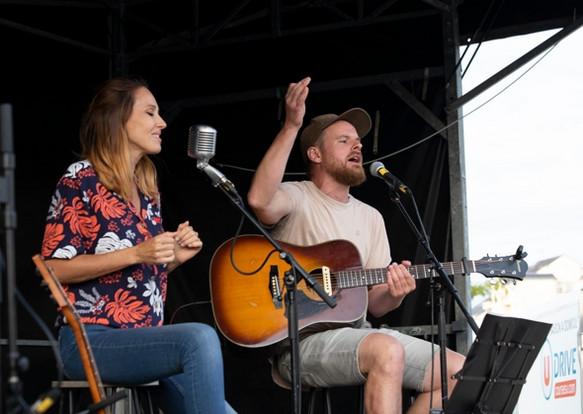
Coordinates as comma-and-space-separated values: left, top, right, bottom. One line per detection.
326, 159, 366, 187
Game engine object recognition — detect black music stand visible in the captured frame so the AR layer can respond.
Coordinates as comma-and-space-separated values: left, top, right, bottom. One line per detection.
445, 313, 552, 414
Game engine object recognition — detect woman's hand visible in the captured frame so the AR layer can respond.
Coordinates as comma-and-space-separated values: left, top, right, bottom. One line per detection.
168, 220, 203, 271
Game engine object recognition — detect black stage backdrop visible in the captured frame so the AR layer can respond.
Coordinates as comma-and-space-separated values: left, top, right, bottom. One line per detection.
0, 2, 505, 411
0, 78, 457, 413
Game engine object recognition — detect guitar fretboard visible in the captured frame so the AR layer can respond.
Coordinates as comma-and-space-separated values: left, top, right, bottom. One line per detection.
335, 260, 478, 288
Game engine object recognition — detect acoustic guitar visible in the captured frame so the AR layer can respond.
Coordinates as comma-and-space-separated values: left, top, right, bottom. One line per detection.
32, 254, 110, 414
209, 235, 528, 348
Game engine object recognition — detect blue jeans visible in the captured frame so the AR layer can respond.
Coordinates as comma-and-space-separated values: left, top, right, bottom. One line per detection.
59, 323, 236, 414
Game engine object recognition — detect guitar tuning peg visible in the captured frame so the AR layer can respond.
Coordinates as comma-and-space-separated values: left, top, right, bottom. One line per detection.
514, 245, 527, 260
500, 279, 507, 285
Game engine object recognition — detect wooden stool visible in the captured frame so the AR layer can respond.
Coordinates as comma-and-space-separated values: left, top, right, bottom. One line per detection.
52, 380, 159, 414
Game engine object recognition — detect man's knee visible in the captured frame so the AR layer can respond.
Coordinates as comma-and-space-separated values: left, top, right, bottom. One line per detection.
446, 350, 466, 378
360, 333, 406, 374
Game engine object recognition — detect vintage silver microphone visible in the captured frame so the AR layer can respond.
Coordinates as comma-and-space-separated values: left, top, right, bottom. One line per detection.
187, 124, 217, 169
187, 124, 239, 197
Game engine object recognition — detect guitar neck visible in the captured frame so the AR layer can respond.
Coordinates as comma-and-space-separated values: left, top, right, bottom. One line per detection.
409, 261, 472, 280
335, 260, 473, 289
32, 254, 109, 414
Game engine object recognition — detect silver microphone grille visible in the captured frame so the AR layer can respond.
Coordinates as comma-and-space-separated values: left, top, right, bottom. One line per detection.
187, 124, 217, 167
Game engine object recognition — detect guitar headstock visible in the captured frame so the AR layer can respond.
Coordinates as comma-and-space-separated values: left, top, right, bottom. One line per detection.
475, 246, 528, 281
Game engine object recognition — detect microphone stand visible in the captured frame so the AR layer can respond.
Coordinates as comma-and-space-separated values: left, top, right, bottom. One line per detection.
1, 103, 23, 413
199, 163, 336, 414
385, 185, 479, 413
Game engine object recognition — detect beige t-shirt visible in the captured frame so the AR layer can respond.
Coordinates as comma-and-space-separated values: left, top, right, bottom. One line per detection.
269, 180, 392, 338
272, 180, 391, 270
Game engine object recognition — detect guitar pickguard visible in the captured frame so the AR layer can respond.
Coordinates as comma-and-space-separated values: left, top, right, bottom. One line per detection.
283, 289, 339, 320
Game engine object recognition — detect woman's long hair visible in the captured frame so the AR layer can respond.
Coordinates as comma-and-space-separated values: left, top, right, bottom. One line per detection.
79, 75, 158, 202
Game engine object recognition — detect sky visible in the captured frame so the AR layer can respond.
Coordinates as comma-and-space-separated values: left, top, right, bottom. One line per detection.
459, 26, 583, 280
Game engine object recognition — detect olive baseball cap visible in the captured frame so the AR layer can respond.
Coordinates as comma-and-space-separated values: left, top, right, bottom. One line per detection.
299, 108, 372, 164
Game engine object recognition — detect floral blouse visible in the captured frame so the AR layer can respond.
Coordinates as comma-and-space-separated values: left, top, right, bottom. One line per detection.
42, 160, 167, 329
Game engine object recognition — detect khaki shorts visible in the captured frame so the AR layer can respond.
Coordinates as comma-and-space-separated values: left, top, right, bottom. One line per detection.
273, 324, 439, 391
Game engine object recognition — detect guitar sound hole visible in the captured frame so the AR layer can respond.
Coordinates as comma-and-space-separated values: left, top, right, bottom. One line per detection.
303, 270, 336, 299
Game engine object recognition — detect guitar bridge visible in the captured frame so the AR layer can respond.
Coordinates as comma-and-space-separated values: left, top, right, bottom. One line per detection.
322, 266, 332, 297
269, 265, 282, 309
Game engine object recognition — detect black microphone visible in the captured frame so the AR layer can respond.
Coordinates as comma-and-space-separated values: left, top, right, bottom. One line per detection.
28, 388, 61, 414
187, 124, 217, 169
84, 390, 128, 413
369, 161, 408, 194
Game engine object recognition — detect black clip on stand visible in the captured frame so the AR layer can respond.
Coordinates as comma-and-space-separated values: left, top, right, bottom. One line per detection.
383, 181, 480, 413
199, 163, 336, 414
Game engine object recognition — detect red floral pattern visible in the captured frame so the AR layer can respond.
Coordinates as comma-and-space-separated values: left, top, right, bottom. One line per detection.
42, 161, 167, 328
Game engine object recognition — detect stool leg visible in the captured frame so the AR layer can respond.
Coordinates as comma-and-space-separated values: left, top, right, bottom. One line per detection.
323, 388, 332, 414
113, 386, 125, 413
307, 388, 332, 414
60, 388, 74, 414
127, 387, 135, 413
127, 386, 138, 414
132, 387, 142, 414
307, 388, 317, 414
145, 389, 156, 413
66, 389, 73, 414
358, 384, 364, 414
